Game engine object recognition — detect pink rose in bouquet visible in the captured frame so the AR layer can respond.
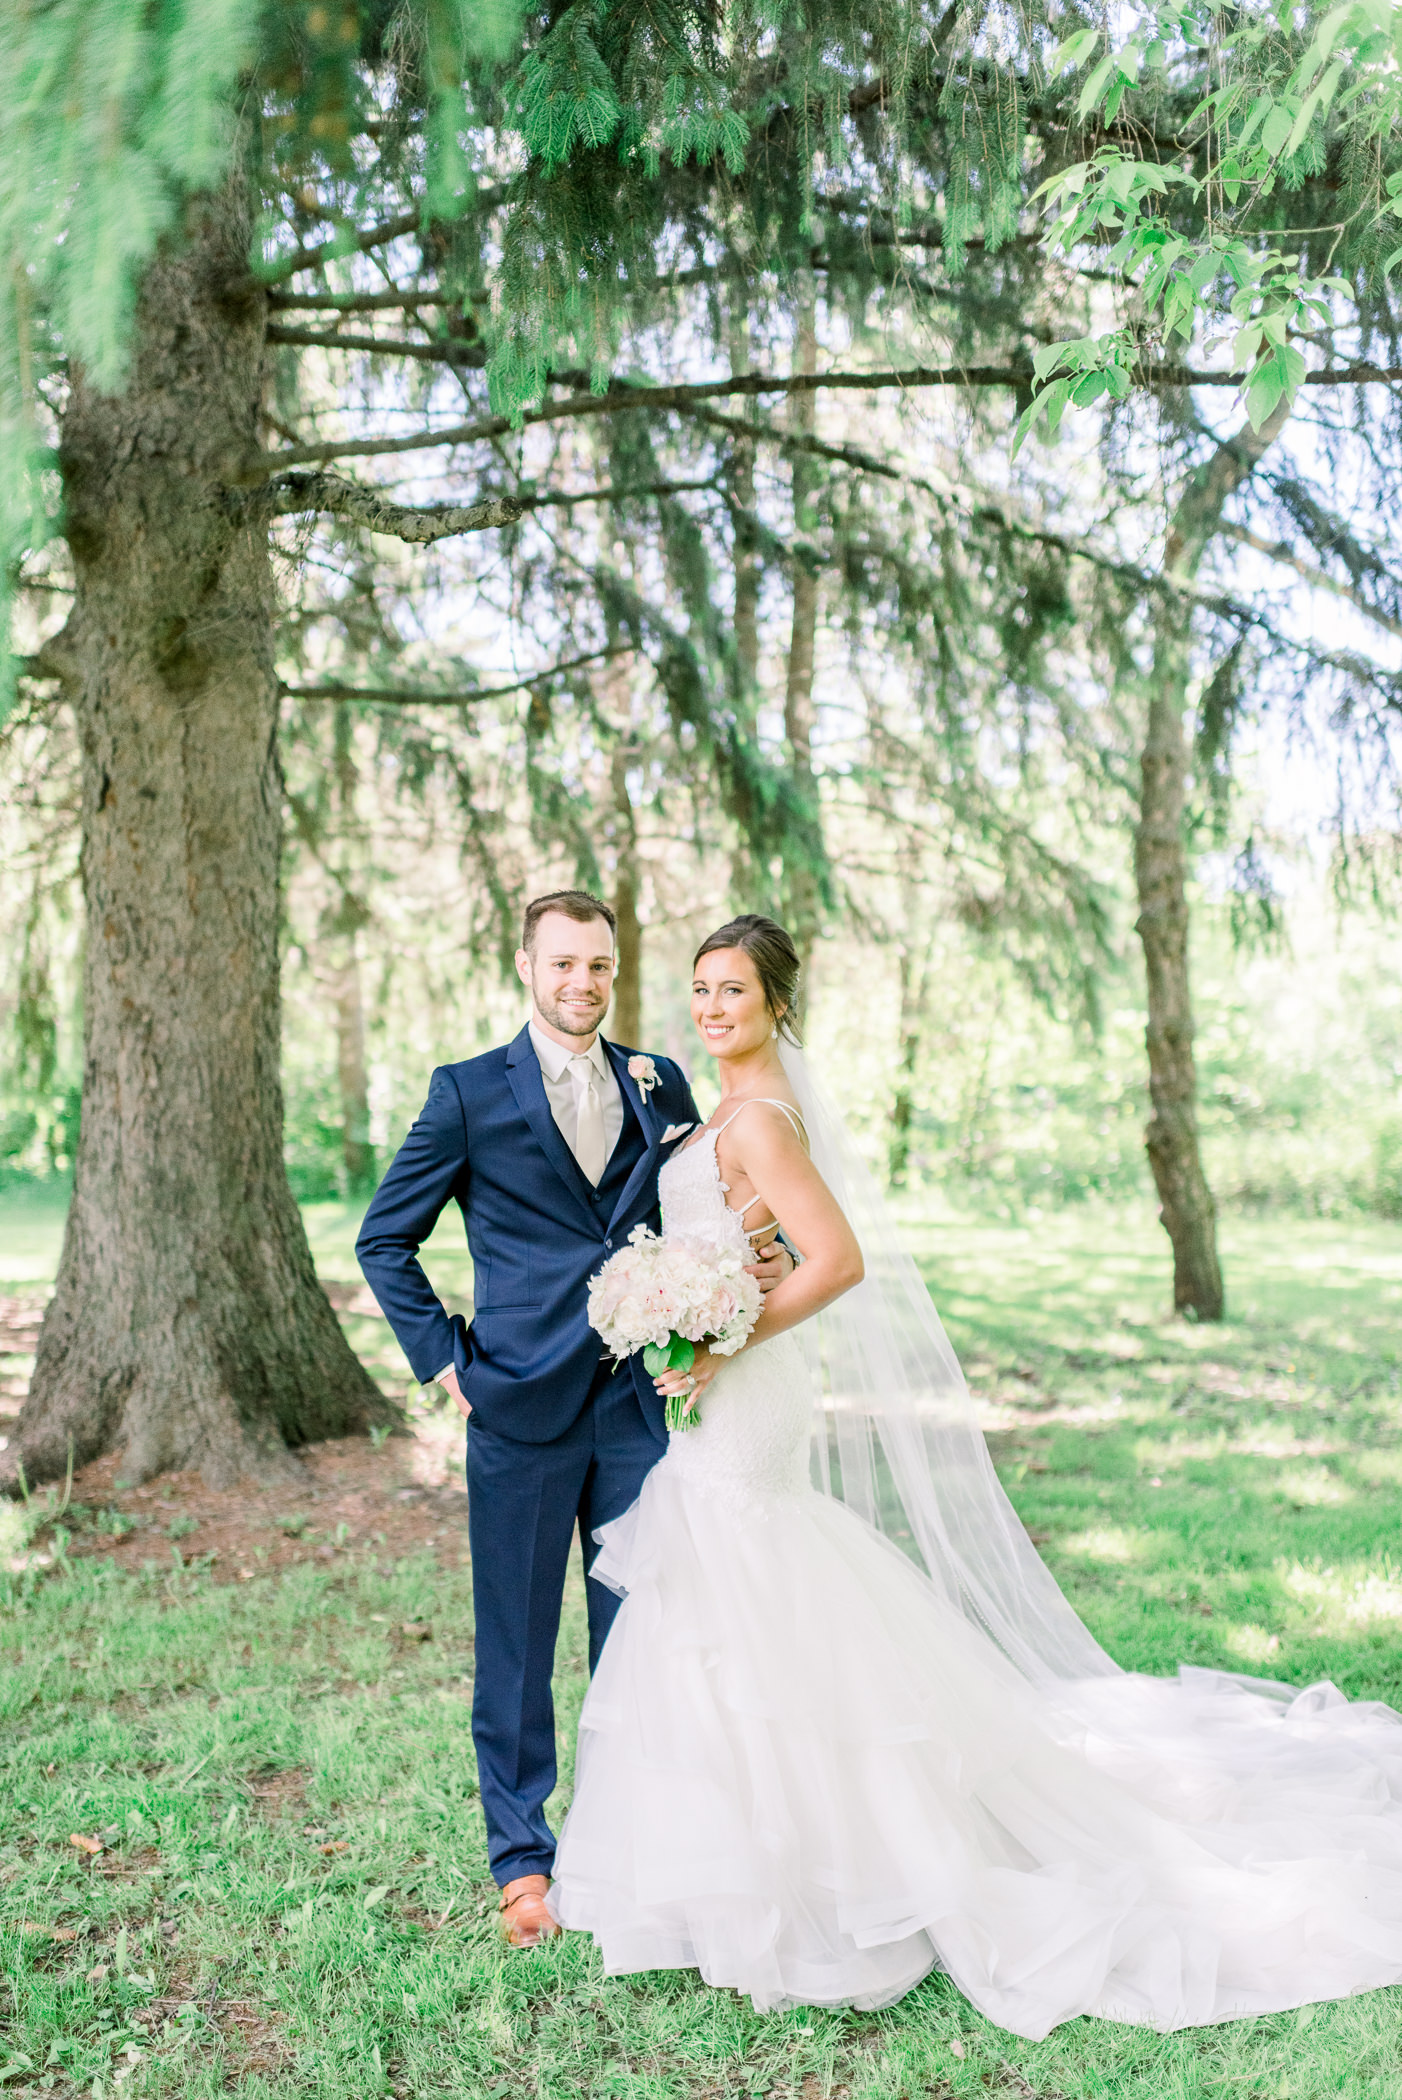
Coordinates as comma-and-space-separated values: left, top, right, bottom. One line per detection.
587, 1225, 762, 1430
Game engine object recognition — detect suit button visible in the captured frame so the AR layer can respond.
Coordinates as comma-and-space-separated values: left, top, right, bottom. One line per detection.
604, 1238, 613, 1251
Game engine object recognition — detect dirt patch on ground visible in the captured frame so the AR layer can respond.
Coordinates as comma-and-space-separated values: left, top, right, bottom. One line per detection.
244, 1767, 312, 1818
138, 1964, 295, 2081
3, 1275, 475, 1584
40, 1426, 471, 1585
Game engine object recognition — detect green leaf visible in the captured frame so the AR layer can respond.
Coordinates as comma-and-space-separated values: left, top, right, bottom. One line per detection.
1163, 278, 1196, 338
362, 1885, 391, 1910
1232, 322, 1265, 369
666, 1335, 696, 1372
1049, 28, 1100, 75
1076, 53, 1118, 117
1261, 102, 1295, 157
1244, 343, 1305, 430
1285, 61, 1344, 156
1032, 339, 1072, 381
1012, 375, 1074, 459
1236, 94, 1273, 152
1292, 1, 1357, 90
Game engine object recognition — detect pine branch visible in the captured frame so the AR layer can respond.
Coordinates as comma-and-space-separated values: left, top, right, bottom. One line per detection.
13, 627, 78, 687
259, 183, 512, 286
263, 472, 527, 538
692, 405, 903, 479
1218, 524, 1402, 639
265, 325, 487, 366
249, 363, 1402, 477
260, 471, 723, 542
280, 646, 633, 706
259, 210, 423, 286
267, 290, 456, 312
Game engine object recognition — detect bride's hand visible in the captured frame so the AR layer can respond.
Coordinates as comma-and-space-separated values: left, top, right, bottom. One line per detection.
654, 1341, 724, 1417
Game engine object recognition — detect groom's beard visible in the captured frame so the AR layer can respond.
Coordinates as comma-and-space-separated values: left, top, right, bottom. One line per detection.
531, 983, 611, 1039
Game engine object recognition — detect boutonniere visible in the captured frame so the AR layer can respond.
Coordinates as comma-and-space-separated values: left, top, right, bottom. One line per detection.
627, 1053, 660, 1105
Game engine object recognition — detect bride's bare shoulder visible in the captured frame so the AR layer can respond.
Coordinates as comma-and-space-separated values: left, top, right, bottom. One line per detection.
722, 1094, 809, 1157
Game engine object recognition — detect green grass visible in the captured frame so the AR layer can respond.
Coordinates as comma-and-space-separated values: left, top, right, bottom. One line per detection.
4, 1201, 1402, 2097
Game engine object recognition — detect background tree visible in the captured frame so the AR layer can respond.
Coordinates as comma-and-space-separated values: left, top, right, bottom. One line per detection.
4, 0, 1402, 1489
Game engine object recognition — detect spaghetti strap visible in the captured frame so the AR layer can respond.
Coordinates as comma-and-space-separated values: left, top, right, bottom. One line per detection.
707, 1098, 809, 1239
712, 1096, 808, 1142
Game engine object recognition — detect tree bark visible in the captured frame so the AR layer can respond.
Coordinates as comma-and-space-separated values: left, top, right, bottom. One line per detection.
889, 920, 933, 1189
8, 178, 389, 1491
1135, 401, 1290, 1320
783, 276, 823, 980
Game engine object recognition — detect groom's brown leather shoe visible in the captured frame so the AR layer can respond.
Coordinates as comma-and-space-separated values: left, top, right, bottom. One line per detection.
497, 1874, 561, 1948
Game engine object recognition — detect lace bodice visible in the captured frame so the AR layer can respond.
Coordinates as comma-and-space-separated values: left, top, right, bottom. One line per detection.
657, 1127, 753, 1255
654, 1114, 813, 1510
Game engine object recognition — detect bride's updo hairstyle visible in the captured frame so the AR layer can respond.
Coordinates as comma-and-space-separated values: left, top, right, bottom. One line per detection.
693, 914, 803, 1044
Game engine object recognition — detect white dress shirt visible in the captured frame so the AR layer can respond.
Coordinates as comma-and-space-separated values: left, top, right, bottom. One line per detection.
433, 1023, 625, 1384
527, 1019, 626, 1168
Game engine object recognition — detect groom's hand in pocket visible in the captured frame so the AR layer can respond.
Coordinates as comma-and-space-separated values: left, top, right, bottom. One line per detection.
747, 1238, 793, 1294
440, 1366, 471, 1418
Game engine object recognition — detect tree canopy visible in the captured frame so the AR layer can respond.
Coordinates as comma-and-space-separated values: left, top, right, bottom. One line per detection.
6, 0, 1402, 656
4, 0, 1402, 1487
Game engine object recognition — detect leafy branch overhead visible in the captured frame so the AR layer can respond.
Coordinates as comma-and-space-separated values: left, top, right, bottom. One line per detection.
1022, 0, 1402, 443
5, 3, 1400, 412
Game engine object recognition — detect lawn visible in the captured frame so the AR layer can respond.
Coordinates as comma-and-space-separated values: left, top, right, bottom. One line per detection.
3, 1194, 1402, 2099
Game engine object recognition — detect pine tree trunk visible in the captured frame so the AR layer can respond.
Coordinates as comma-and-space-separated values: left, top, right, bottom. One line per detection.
889, 925, 929, 1189
1134, 401, 1290, 1320
8, 179, 389, 1491
784, 278, 822, 979
1135, 660, 1223, 1318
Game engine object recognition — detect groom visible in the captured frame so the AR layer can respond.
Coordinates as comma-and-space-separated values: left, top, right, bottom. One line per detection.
356, 890, 789, 1948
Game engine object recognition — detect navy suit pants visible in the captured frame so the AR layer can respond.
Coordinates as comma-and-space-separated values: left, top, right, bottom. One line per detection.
465, 1354, 665, 1884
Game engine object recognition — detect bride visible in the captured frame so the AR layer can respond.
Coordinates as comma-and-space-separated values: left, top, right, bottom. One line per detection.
547, 913, 1402, 2037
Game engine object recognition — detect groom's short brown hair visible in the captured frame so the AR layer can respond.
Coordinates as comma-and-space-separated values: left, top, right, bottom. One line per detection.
522, 889, 617, 953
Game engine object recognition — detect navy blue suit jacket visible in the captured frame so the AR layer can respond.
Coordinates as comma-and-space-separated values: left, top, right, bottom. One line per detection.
355, 1027, 700, 1444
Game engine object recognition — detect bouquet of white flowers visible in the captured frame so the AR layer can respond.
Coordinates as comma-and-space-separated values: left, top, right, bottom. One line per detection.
587, 1224, 762, 1430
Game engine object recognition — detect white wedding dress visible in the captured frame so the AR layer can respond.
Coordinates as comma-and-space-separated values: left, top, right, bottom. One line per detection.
548, 1109, 1402, 2037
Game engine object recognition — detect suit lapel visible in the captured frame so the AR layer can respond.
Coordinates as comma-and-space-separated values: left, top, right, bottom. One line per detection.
603, 1038, 664, 1232
504, 1026, 598, 1227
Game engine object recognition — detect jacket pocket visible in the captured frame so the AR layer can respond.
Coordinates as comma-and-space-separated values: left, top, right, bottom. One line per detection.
471, 1245, 535, 1314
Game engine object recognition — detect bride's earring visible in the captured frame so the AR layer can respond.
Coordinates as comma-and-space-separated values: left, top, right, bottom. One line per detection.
770, 1027, 778, 1039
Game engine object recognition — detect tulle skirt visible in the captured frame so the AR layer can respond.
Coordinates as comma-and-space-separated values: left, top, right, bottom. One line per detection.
548, 1454, 1402, 2037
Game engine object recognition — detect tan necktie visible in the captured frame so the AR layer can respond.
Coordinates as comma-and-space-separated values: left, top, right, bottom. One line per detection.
570, 1054, 607, 1185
